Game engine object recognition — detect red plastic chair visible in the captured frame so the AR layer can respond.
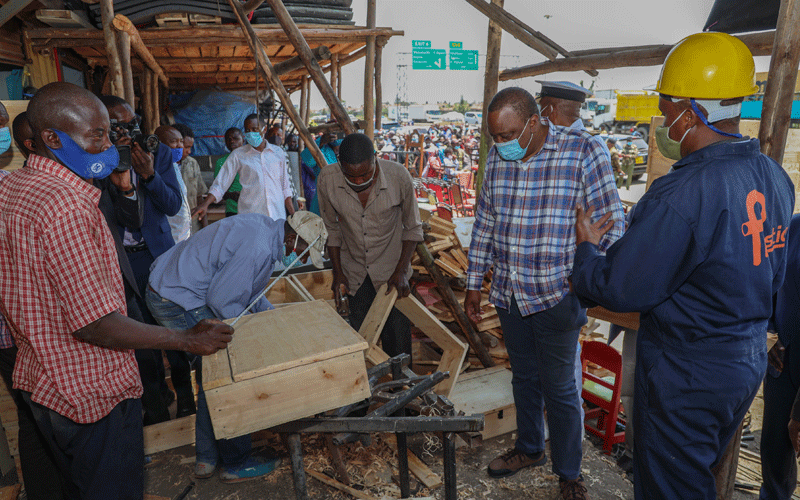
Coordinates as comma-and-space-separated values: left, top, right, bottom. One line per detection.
581, 341, 625, 454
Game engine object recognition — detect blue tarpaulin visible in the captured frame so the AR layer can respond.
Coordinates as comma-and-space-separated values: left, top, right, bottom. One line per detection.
169, 90, 256, 156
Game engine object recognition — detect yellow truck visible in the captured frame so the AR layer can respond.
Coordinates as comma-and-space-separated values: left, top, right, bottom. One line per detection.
588, 91, 660, 142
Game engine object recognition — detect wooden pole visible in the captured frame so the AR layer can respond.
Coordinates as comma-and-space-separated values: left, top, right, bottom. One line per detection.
330, 53, 339, 97
265, 0, 356, 135
273, 45, 331, 76
337, 63, 343, 99
464, 0, 557, 60
304, 76, 311, 124
299, 76, 308, 126
142, 69, 153, 134
111, 14, 169, 86
416, 243, 495, 368
243, 0, 266, 14
152, 69, 161, 130
375, 42, 383, 130
227, 0, 329, 169
712, 421, 744, 500
499, 31, 777, 81
116, 31, 135, 106
99, 0, 123, 98
476, 0, 503, 198
363, 0, 376, 139
759, 0, 800, 163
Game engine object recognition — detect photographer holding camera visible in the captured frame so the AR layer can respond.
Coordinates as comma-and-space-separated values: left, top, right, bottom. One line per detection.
100, 95, 184, 425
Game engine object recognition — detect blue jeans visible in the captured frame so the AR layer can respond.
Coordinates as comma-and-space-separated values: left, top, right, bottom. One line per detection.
496, 294, 585, 480
145, 288, 250, 467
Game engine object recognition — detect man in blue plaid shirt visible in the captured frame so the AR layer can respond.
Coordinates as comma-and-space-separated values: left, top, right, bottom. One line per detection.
465, 87, 623, 500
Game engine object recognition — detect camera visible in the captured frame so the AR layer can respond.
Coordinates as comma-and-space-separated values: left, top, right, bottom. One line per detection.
110, 119, 160, 172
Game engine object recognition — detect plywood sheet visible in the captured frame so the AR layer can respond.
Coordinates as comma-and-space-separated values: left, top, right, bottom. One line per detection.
206, 351, 369, 439
224, 300, 368, 383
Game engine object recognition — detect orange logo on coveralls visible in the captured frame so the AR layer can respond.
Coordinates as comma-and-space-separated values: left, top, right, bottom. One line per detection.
741, 189, 787, 266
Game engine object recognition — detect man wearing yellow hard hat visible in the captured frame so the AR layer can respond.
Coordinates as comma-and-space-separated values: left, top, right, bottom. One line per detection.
570, 32, 795, 499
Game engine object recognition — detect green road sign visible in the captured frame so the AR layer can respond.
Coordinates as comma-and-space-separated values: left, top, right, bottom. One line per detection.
412, 40, 431, 48
449, 49, 479, 70
412, 48, 446, 70
450, 41, 462, 49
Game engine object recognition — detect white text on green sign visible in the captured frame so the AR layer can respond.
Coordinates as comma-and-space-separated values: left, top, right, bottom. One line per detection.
449, 49, 479, 70
412, 40, 431, 48
412, 48, 446, 70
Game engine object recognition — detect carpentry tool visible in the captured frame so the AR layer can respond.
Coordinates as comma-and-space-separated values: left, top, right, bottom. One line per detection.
230, 233, 322, 327
334, 282, 351, 325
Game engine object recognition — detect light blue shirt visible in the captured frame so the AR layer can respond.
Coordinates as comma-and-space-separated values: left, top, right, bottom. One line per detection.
148, 214, 285, 319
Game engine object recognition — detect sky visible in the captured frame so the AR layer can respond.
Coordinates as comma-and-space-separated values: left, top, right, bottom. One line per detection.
297, 0, 774, 113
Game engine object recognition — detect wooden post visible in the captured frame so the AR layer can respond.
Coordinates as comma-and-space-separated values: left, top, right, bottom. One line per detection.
227, 0, 330, 169
111, 14, 168, 86
363, 0, 376, 139
99, 0, 123, 98
299, 76, 308, 126
712, 421, 744, 500
265, 0, 356, 135
759, 0, 800, 163
142, 69, 153, 134
116, 31, 135, 106
151, 70, 160, 130
375, 42, 383, 130
330, 53, 339, 96
416, 243, 495, 368
304, 76, 311, 124
476, 0, 503, 198
337, 63, 342, 99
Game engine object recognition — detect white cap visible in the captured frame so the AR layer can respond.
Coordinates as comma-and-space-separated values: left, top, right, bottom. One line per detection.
286, 211, 328, 269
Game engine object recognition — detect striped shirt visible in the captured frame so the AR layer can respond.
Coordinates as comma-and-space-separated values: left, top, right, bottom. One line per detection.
0, 170, 11, 349
467, 122, 625, 316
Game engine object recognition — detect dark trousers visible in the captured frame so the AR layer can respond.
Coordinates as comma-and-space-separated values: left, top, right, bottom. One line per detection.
0, 347, 64, 499
128, 247, 194, 421
348, 276, 412, 358
634, 337, 764, 500
22, 393, 144, 500
496, 294, 585, 481
760, 341, 800, 499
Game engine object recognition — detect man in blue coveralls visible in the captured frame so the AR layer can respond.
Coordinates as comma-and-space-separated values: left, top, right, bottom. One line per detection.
760, 213, 800, 499
571, 32, 795, 499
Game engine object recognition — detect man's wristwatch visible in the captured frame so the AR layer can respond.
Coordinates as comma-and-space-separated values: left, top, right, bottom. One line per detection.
122, 187, 136, 196
140, 174, 155, 185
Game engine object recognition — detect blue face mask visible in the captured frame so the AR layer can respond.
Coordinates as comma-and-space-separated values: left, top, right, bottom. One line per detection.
46, 129, 118, 179
0, 127, 11, 155
282, 251, 301, 268
171, 147, 183, 164
245, 131, 264, 148
495, 115, 534, 161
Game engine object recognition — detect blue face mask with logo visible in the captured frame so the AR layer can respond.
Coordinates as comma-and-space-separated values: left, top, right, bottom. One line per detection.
171, 147, 183, 164
495, 115, 534, 161
245, 131, 264, 148
282, 251, 301, 268
46, 129, 119, 179
0, 127, 11, 155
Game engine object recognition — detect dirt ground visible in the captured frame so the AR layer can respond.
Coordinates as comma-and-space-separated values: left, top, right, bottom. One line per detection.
142, 426, 765, 499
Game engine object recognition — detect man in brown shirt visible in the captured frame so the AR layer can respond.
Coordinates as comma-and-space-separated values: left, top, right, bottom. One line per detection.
318, 133, 423, 357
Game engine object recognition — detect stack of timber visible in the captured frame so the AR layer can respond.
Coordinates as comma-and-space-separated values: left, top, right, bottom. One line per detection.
410, 215, 506, 368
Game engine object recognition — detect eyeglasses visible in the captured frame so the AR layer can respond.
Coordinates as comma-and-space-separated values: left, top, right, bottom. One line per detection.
660, 94, 675, 102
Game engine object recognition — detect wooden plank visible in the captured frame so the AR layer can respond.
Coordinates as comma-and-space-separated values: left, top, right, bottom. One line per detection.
395, 296, 467, 398
206, 351, 369, 440
384, 434, 443, 489
35, 9, 95, 29
0, 0, 34, 30
201, 343, 233, 390
357, 284, 398, 346
224, 301, 368, 383
476, 316, 502, 332
143, 415, 196, 455
307, 469, 378, 500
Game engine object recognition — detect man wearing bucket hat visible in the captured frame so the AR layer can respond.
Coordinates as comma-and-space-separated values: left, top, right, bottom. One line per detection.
571, 32, 794, 499
146, 211, 327, 482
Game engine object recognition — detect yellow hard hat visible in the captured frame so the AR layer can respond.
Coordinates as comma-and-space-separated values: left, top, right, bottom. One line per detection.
654, 32, 758, 99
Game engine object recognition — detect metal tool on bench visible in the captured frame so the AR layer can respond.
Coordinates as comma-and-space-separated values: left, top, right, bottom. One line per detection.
273, 354, 484, 500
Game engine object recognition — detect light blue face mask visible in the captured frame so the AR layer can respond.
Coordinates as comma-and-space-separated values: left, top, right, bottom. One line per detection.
245, 131, 264, 148
495, 115, 534, 161
0, 127, 11, 155
282, 236, 303, 268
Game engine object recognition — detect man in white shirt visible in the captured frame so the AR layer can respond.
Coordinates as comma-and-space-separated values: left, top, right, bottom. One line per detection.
193, 114, 294, 221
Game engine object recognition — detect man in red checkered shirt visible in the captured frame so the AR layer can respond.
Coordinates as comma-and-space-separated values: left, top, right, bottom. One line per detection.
0, 82, 234, 499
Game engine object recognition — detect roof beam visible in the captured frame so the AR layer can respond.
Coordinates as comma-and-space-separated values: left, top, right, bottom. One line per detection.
0, 0, 35, 30
499, 31, 776, 81
111, 14, 168, 85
